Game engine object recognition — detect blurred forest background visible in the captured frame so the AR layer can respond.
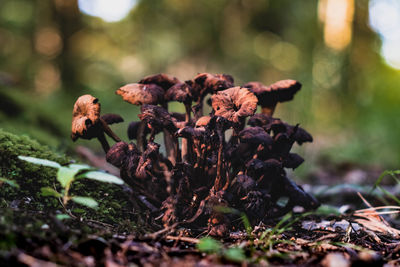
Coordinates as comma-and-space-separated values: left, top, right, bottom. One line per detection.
0, 0, 399, 177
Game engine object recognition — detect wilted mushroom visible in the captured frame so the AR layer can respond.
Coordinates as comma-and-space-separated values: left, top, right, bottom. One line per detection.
165, 82, 196, 162
71, 94, 121, 153
187, 73, 234, 119
244, 80, 301, 116
138, 105, 181, 164
138, 73, 180, 91
211, 86, 258, 125
116, 83, 165, 152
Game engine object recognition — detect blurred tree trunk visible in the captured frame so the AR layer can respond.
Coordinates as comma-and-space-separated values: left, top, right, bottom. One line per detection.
50, 0, 83, 93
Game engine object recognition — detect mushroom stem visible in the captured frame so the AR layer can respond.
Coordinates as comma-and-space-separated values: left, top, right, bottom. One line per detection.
214, 129, 225, 191
262, 105, 276, 116
161, 103, 177, 165
164, 129, 177, 165
181, 103, 193, 163
97, 132, 110, 153
137, 121, 147, 152
149, 128, 156, 142
193, 100, 203, 121
100, 118, 121, 142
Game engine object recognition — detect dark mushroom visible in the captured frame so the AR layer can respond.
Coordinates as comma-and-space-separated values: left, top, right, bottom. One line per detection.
244, 80, 301, 116
138, 73, 180, 91
165, 82, 195, 162
116, 83, 165, 151
100, 113, 124, 125
138, 105, 181, 164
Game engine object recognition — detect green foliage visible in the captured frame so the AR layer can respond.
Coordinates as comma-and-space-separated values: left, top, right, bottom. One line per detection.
223, 247, 246, 263
372, 170, 400, 205
71, 196, 98, 209
197, 238, 222, 254
0, 177, 19, 188
197, 237, 246, 263
18, 156, 123, 211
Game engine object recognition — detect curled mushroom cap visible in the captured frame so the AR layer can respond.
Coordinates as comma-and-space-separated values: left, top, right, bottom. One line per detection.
71, 94, 101, 141
211, 87, 258, 124
244, 80, 301, 106
239, 126, 273, 146
116, 83, 164, 106
189, 73, 234, 100
138, 104, 178, 133
138, 73, 180, 91
101, 113, 124, 125
165, 82, 193, 104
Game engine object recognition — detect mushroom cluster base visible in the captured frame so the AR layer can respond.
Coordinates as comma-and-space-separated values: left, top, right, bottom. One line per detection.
72, 73, 319, 236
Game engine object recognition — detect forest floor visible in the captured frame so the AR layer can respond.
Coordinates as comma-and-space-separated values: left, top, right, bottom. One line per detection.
1, 162, 400, 267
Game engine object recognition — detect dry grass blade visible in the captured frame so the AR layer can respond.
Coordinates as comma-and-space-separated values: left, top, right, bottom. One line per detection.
355, 193, 400, 238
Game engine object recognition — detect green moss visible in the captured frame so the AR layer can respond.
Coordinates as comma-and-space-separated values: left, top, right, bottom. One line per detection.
0, 129, 139, 232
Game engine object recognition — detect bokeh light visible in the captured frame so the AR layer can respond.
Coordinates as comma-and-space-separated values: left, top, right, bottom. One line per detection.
369, 0, 400, 69
78, 0, 137, 22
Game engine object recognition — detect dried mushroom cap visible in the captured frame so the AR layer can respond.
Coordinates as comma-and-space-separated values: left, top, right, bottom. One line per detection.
71, 94, 101, 141
244, 80, 301, 106
138, 73, 180, 91
175, 126, 205, 139
248, 113, 274, 127
239, 126, 273, 146
138, 104, 178, 133
190, 73, 234, 100
116, 83, 164, 105
211, 86, 258, 124
101, 113, 124, 125
106, 141, 139, 168
195, 116, 211, 128
165, 82, 193, 104
283, 153, 304, 169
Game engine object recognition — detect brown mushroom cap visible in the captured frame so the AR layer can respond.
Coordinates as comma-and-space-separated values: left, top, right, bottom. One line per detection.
211, 86, 258, 124
116, 83, 164, 105
239, 126, 273, 146
189, 73, 234, 100
195, 116, 211, 128
243, 79, 301, 107
138, 104, 178, 133
100, 113, 124, 125
71, 94, 101, 141
165, 82, 193, 104
138, 73, 180, 91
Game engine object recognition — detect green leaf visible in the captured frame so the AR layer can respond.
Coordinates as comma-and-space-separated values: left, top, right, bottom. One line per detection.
55, 214, 71, 220
0, 177, 19, 188
40, 187, 61, 197
378, 186, 400, 205
72, 208, 86, 214
81, 171, 124, 185
240, 213, 252, 236
18, 156, 61, 169
71, 196, 98, 209
223, 247, 246, 263
57, 167, 80, 188
68, 164, 92, 171
315, 205, 342, 216
196, 237, 222, 254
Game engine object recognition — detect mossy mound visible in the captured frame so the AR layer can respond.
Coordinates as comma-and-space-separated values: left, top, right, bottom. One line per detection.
0, 129, 138, 233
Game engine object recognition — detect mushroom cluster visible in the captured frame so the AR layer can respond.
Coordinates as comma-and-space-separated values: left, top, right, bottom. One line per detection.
71, 73, 319, 236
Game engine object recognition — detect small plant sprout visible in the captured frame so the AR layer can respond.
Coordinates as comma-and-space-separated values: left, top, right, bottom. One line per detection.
18, 156, 124, 216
